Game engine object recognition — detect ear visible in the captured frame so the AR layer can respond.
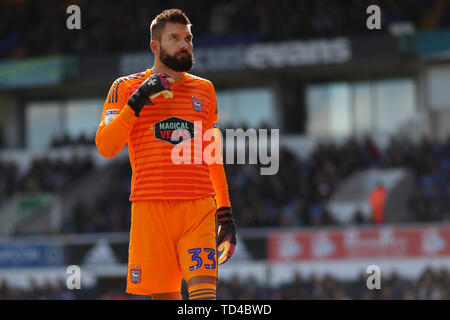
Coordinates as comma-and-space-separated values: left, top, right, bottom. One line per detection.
150, 40, 159, 56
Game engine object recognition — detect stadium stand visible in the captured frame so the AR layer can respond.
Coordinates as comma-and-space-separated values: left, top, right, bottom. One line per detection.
1, 266, 448, 300
0, 155, 94, 208
2, 0, 450, 301
50, 135, 450, 234
9, 133, 450, 232
0, 0, 444, 58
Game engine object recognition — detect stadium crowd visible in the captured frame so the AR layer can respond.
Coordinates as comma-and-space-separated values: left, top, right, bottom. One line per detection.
0, 155, 94, 208
0, 0, 441, 59
1, 266, 448, 300
55, 135, 450, 234
50, 133, 94, 148
225, 135, 450, 227
1, 134, 449, 233
215, 266, 450, 300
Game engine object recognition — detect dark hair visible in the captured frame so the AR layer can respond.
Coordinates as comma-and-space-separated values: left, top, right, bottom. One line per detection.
150, 9, 191, 41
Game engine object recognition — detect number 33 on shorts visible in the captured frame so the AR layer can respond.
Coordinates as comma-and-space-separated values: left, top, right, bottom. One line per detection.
188, 248, 216, 271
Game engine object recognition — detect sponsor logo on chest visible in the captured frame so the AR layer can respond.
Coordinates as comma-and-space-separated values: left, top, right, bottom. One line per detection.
154, 116, 195, 145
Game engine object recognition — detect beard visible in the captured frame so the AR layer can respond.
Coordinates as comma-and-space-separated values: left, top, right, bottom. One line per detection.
160, 46, 194, 72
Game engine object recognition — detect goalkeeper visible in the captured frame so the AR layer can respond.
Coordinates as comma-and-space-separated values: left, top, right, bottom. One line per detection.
95, 9, 236, 300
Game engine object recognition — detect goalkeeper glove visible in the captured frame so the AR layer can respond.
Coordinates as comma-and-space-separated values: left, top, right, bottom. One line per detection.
216, 206, 237, 264
127, 73, 174, 117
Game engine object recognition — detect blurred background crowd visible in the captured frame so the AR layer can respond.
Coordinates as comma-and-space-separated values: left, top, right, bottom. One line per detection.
0, 0, 444, 59
0, 133, 448, 235
51, 135, 450, 234
0, 155, 93, 207
1, 134, 450, 232
1, 266, 448, 300
216, 267, 450, 300
2, 0, 450, 301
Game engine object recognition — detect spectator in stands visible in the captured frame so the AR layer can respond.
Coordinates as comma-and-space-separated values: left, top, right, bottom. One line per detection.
369, 182, 387, 224
352, 208, 368, 224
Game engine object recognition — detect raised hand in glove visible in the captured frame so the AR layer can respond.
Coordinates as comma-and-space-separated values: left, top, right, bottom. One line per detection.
127, 73, 175, 117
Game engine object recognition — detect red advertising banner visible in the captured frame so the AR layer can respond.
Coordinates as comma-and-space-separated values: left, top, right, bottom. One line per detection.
268, 225, 450, 262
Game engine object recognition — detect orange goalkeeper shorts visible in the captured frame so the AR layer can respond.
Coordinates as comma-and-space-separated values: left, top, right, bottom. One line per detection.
126, 197, 218, 296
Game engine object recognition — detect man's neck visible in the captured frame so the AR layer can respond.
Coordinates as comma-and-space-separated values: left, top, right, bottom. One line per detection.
151, 61, 185, 82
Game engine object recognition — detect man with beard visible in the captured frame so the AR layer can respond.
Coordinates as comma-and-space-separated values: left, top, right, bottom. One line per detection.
95, 9, 236, 300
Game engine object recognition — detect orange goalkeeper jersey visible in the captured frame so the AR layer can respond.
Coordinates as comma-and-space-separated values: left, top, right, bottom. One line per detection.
96, 69, 230, 207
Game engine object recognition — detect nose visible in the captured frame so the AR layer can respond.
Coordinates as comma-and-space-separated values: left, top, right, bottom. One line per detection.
179, 40, 190, 51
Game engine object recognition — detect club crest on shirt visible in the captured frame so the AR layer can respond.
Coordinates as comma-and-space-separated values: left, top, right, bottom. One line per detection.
130, 265, 142, 284
192, 96, 202, 112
